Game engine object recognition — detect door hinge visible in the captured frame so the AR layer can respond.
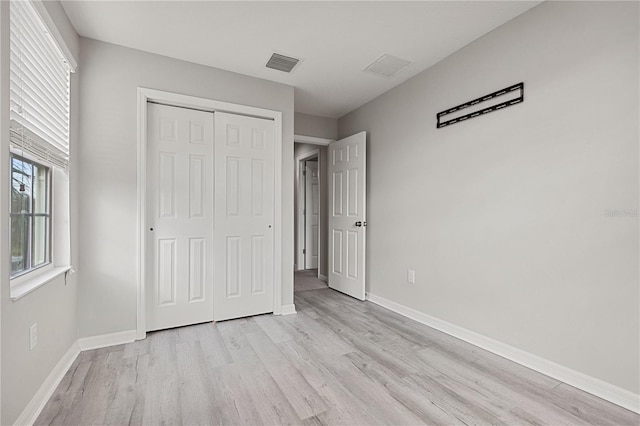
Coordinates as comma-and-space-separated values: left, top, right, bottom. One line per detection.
303, 170, 306, 176
303, 209, 306, 215
303, 249, 306, 254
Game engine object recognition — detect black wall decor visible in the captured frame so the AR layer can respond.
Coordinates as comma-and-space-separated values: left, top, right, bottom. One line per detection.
437, 82, 524, 128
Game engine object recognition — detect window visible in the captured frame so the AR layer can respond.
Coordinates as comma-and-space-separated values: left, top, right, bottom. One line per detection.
8, 0, 74, 296
9, 0, 71, 168
10, 154, 51, 277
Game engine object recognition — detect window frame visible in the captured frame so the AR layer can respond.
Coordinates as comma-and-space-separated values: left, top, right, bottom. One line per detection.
7, 0, 74, 299
9, 151, 53, 280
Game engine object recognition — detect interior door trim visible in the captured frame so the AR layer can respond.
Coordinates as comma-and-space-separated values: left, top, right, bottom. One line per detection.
295, 149, 320, 273
294, 134, 334, 146
136, 87, 284, 340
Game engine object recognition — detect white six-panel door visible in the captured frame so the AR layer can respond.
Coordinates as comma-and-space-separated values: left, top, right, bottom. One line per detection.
305, 160, 319, 269
213, 112, 275, 321
146, 103, 214, 331
328, 132, 367, 300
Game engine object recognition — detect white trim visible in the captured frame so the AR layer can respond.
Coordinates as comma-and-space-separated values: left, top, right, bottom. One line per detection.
78, 330, 137, 351
14, 341, 81, 426
10, 266, 72, 301
366, 293, 640, 414
280, 304, 297, 315
1, 3, 9, 424
136, 89, 147, 340
296, 149, 320, 273
14, 328, 138, 425
319, 274, 328, 283
137, 87, 284, 335
31, 1, 77, 72
273, 111, 283, 315
294, 134, 334, 146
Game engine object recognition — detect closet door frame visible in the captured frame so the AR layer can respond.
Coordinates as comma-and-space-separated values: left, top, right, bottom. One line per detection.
135, 87, 284, 340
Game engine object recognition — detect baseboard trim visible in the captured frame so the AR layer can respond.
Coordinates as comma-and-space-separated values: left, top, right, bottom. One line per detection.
319, 274, 328, 283
15, 341, 81, 426
78, 330, 137, 351
280, 304, 297, 315
366, 293, 640, 414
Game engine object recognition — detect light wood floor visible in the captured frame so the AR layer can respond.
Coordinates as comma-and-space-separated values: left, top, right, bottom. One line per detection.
36, 288, 639, 426
294, 269, 328, 293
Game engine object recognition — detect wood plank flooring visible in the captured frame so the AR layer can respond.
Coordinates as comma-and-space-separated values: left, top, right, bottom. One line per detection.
36, 288, 639, 425
294, 270, 328, 293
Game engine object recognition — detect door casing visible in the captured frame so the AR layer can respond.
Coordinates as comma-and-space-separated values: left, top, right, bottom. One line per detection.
304, 159, 319, 269
136, 88, 283, 340
295, 149, 319, 273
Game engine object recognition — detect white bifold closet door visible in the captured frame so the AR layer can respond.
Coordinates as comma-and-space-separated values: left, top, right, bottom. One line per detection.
146, 103, 215, 331
213, 112, 275, 321
146, 104, 276, 331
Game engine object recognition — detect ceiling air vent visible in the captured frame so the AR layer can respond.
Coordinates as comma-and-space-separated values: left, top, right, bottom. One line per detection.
364, 54, 412, 78
266, 53, 300, 73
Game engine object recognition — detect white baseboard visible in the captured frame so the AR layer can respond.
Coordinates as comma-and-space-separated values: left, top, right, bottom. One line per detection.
319, 274, 328, 283
14, 341, 81, 426
280, 304, 297, 315
366, 293, 640, 414
16, 330, 139, 424
78, 330, 137, 351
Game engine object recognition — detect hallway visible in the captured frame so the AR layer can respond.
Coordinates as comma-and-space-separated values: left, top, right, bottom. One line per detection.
294, 269, 327, 293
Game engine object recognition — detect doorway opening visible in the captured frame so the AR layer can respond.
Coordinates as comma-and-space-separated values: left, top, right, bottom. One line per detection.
302, 156, 319, 270
294, 139, 329, 293
326, 132, 367, 300
292, 132, 367, 298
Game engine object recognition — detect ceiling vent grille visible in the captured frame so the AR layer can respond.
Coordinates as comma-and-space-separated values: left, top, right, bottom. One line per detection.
364, 54, 412, 78
266, 53, 300, 73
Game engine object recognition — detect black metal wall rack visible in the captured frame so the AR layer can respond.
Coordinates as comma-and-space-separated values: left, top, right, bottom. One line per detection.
437, 82, 524, 128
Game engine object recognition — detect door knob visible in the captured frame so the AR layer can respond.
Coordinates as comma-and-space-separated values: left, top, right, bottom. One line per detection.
355, 221, 362, 227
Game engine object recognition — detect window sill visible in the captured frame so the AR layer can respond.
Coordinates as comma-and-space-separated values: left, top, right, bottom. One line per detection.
10, 266, 72, 301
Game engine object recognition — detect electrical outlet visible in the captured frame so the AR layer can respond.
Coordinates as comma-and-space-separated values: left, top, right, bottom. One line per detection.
30, 323, 38, 350
407, 269, 415, 284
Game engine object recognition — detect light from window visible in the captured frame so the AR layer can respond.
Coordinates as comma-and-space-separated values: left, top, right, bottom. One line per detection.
10, 154, 51, 277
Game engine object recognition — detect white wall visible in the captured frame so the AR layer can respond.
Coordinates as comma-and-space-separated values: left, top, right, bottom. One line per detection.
294, 112, 337, 141
77, 38, 295, 338
338, 1, 639, 395
0, 1, 80, 424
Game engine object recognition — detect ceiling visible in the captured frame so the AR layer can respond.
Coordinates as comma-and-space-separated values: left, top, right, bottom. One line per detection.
61, 1, 541, 119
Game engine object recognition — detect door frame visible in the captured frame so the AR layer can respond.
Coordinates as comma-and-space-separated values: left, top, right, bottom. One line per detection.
304, 158, 320, 270
295, 149, 319, 274
136, 87, 284, 340
294, 135, 334, 282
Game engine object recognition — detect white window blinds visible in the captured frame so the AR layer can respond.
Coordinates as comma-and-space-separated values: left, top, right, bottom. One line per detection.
10, 0, 71, 170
